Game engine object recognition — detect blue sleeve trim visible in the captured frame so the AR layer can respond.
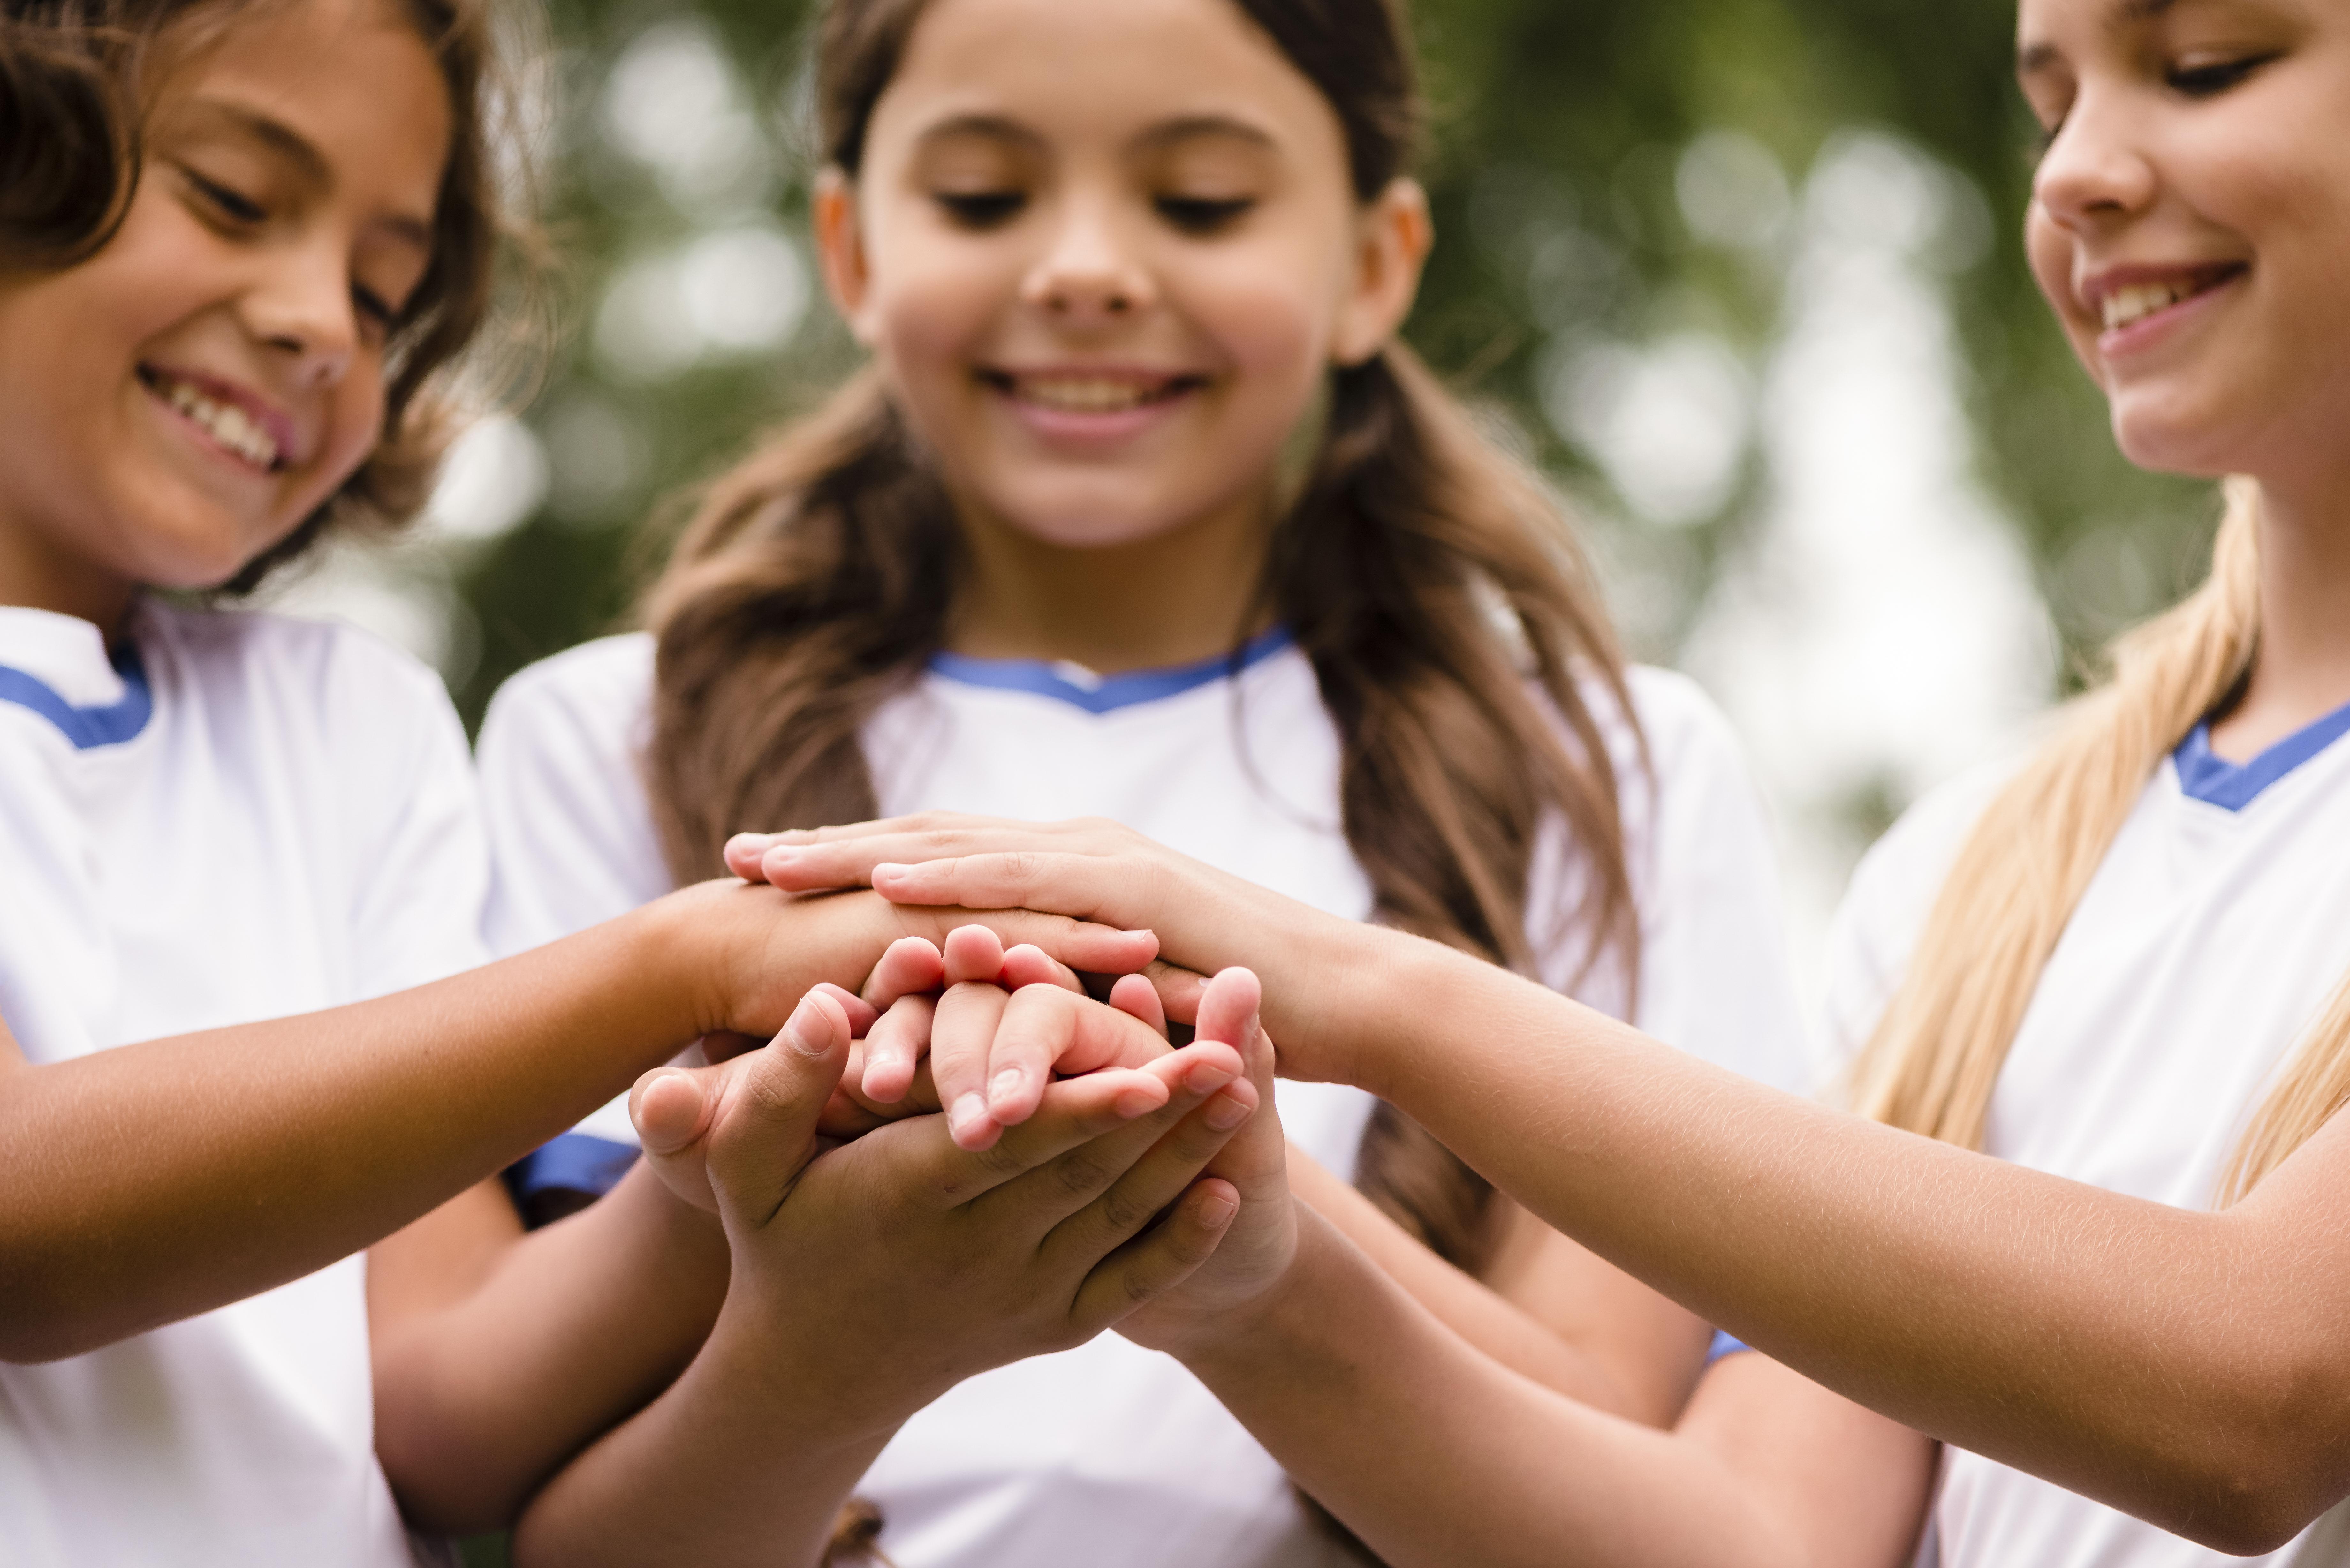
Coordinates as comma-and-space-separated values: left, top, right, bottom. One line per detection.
1706, 1330, 1752, 1366
505, 1132, 639, 1207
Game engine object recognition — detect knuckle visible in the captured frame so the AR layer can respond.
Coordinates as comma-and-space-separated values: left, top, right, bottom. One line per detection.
1052, 1146, 1115, 1202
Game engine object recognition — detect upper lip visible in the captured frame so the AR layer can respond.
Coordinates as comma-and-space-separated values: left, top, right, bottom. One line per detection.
139, 363, 306, 468
2074, 260, 2248, 320
983, 364, 1209, 388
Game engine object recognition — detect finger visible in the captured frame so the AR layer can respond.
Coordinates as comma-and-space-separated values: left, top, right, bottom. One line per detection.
941, 924, 1007, 987
886, 907, 1159, 979
999, 943, 1086, 995
869, 851, 1124, 922
1039, 1065, 1259, 1271
860, 993, 935, 1104
702, 988, 855, 1226
977, 1041, 1250, 1231
1067, 1179, 1239, 1337
812, 981, 880, 1038
1193, 967, 1262, 1052
860, 936, 945, 1013
1108, 973, 1166, 1033
985, 985, 1172, 1128
724, 831, 785, 882
630, 1063, 720, 1211
930, 980, 1012, 1150
926, 1039, 1244, 1206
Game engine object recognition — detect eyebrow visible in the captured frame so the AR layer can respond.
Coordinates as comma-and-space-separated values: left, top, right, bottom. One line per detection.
1132, 115, 1278, 154
186, 99, 435, 253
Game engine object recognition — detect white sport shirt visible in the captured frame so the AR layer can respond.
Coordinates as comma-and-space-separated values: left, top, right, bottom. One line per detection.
0, 601, 491, 1568
479, 628, 1812, 1568
1817, 703, 2350, 1567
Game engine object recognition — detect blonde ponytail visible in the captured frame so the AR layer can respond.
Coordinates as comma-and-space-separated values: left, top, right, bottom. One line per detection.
1848, 481, 2350, 1203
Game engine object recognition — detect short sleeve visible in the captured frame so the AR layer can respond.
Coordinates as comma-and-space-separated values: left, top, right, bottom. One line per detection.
322, 632, 493, 998
475, 635, 673, 959
1587, 668, 1815, 1097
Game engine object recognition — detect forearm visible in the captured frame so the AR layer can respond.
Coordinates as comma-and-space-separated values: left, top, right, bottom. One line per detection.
1180, 1212, 1805, 1568
1288, 1148, 1658, 1419
0, 896, 719, 1360
511, 1295, 898, 1568
373, 1164, 732, 1534
1341, 941, 2344, 1547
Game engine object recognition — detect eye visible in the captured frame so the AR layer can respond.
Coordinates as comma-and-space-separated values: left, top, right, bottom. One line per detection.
179, 165, 267, 225
935, 190, 1026, 228
1155, 195, 1253, 235
2168, 53, 2278, 97
352, 285, 397, 333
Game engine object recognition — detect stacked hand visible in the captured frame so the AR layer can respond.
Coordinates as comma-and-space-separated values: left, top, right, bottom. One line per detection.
625, 922, 1295, 1430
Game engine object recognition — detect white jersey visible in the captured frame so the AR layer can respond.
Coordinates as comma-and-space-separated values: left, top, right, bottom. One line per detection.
1820, 705, 2350, 1568
479, 628, 1811, 1568
0, 601, 491, 1568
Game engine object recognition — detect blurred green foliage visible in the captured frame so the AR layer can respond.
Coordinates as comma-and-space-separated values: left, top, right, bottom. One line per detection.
449, 0, 2211, 728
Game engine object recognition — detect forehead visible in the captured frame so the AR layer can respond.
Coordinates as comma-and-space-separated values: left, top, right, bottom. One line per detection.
162, 0, 452, 214
869, 0, 1344, 162
2019, 0, 2308, 61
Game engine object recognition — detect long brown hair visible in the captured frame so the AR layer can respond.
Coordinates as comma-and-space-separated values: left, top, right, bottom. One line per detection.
653, 0, 1637, 1323
1849, 479, 2350, 1204
0, 0, 530, 585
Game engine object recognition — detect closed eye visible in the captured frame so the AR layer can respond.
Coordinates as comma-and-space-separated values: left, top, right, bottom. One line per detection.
936, 191, 1026, 228
353, 286, 397, 332
1156, 195, 1253, 235
2168, 53, 2279, 98
180, 166, 267, 225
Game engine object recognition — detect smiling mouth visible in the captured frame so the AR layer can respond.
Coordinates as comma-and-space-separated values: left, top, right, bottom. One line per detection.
137, 365, 284, 472
2098, 265, 2247, 334
981, 371, 1208, 413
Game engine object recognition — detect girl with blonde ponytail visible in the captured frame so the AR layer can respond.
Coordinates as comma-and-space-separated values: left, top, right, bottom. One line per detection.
739, 0, 2350, 1559
477, 0, 1813, 1559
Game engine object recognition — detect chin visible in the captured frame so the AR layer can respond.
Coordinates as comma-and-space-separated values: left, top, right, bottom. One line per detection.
2108, 393, 2248, 482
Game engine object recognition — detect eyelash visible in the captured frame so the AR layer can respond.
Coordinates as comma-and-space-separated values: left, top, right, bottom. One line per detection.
2168, 53, 2276, 97
184, 167, 267, 225
1156, 196, 1253, 234
936, 191, 1026, 228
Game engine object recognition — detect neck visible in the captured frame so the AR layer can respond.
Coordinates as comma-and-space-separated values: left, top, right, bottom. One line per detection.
945, 489, 1276, 674
2208, 469, 2350, 760
0, 512, 137, 641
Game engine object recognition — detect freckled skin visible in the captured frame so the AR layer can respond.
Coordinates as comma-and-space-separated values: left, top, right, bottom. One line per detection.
0, 0, 451, 628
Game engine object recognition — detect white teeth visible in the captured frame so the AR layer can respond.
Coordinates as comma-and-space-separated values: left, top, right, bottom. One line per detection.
2103, 280, 2198, 333
1015, 378, 1163, 413
148, 373, 280, 470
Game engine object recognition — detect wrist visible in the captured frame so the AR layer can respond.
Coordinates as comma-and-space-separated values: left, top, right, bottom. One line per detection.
700, 1279, 922, 1454
1169, 1203, 1335, 1383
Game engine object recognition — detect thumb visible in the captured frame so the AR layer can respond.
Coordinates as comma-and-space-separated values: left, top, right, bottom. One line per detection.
704, 987, 855, 1226
629, 988, 853, 1218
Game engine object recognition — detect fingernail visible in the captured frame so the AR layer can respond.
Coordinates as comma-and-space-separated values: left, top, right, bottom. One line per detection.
1113, 1086, 1163, 1119
1199, 1191, 1238, 1226
1204, 1090, 1251, 1131
1185, 1065, 1234, 1097
989, 1067, 1027, 1108
949, 1094, 991, 1139
875, 862, 911, 878
782, 997, 831, 1058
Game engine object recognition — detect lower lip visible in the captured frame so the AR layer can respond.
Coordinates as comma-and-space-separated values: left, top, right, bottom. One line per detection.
2096, 272, 2246, 363
989, 381, 1197, 446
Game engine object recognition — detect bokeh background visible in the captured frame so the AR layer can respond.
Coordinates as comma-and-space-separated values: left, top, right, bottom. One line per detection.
268, 0, 2220, 1001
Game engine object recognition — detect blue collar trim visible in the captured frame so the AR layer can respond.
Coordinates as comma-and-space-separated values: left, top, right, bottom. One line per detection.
2174, 698, 2350, 812
928, 627, 1293, 714
0, 641, 153, 749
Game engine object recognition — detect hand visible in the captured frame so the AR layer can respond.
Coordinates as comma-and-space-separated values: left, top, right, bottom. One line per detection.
650, 875, 1163, 1049
720, 815, 1391, 1083
639, 986, 1264, 1436
1116, 968, 1301, 1359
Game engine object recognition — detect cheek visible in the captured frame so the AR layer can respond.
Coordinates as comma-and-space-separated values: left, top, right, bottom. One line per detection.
2023, 207, 2100, 373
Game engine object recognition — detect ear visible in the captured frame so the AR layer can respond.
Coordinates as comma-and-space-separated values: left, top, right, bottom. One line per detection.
1330, 177, 1432, 368
814, 164, 882, 346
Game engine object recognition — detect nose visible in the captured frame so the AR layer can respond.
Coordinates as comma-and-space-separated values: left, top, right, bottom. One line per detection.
1020, 198, 1156, 323
237, 233, 360, 389
2032, 86, 2159, 233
